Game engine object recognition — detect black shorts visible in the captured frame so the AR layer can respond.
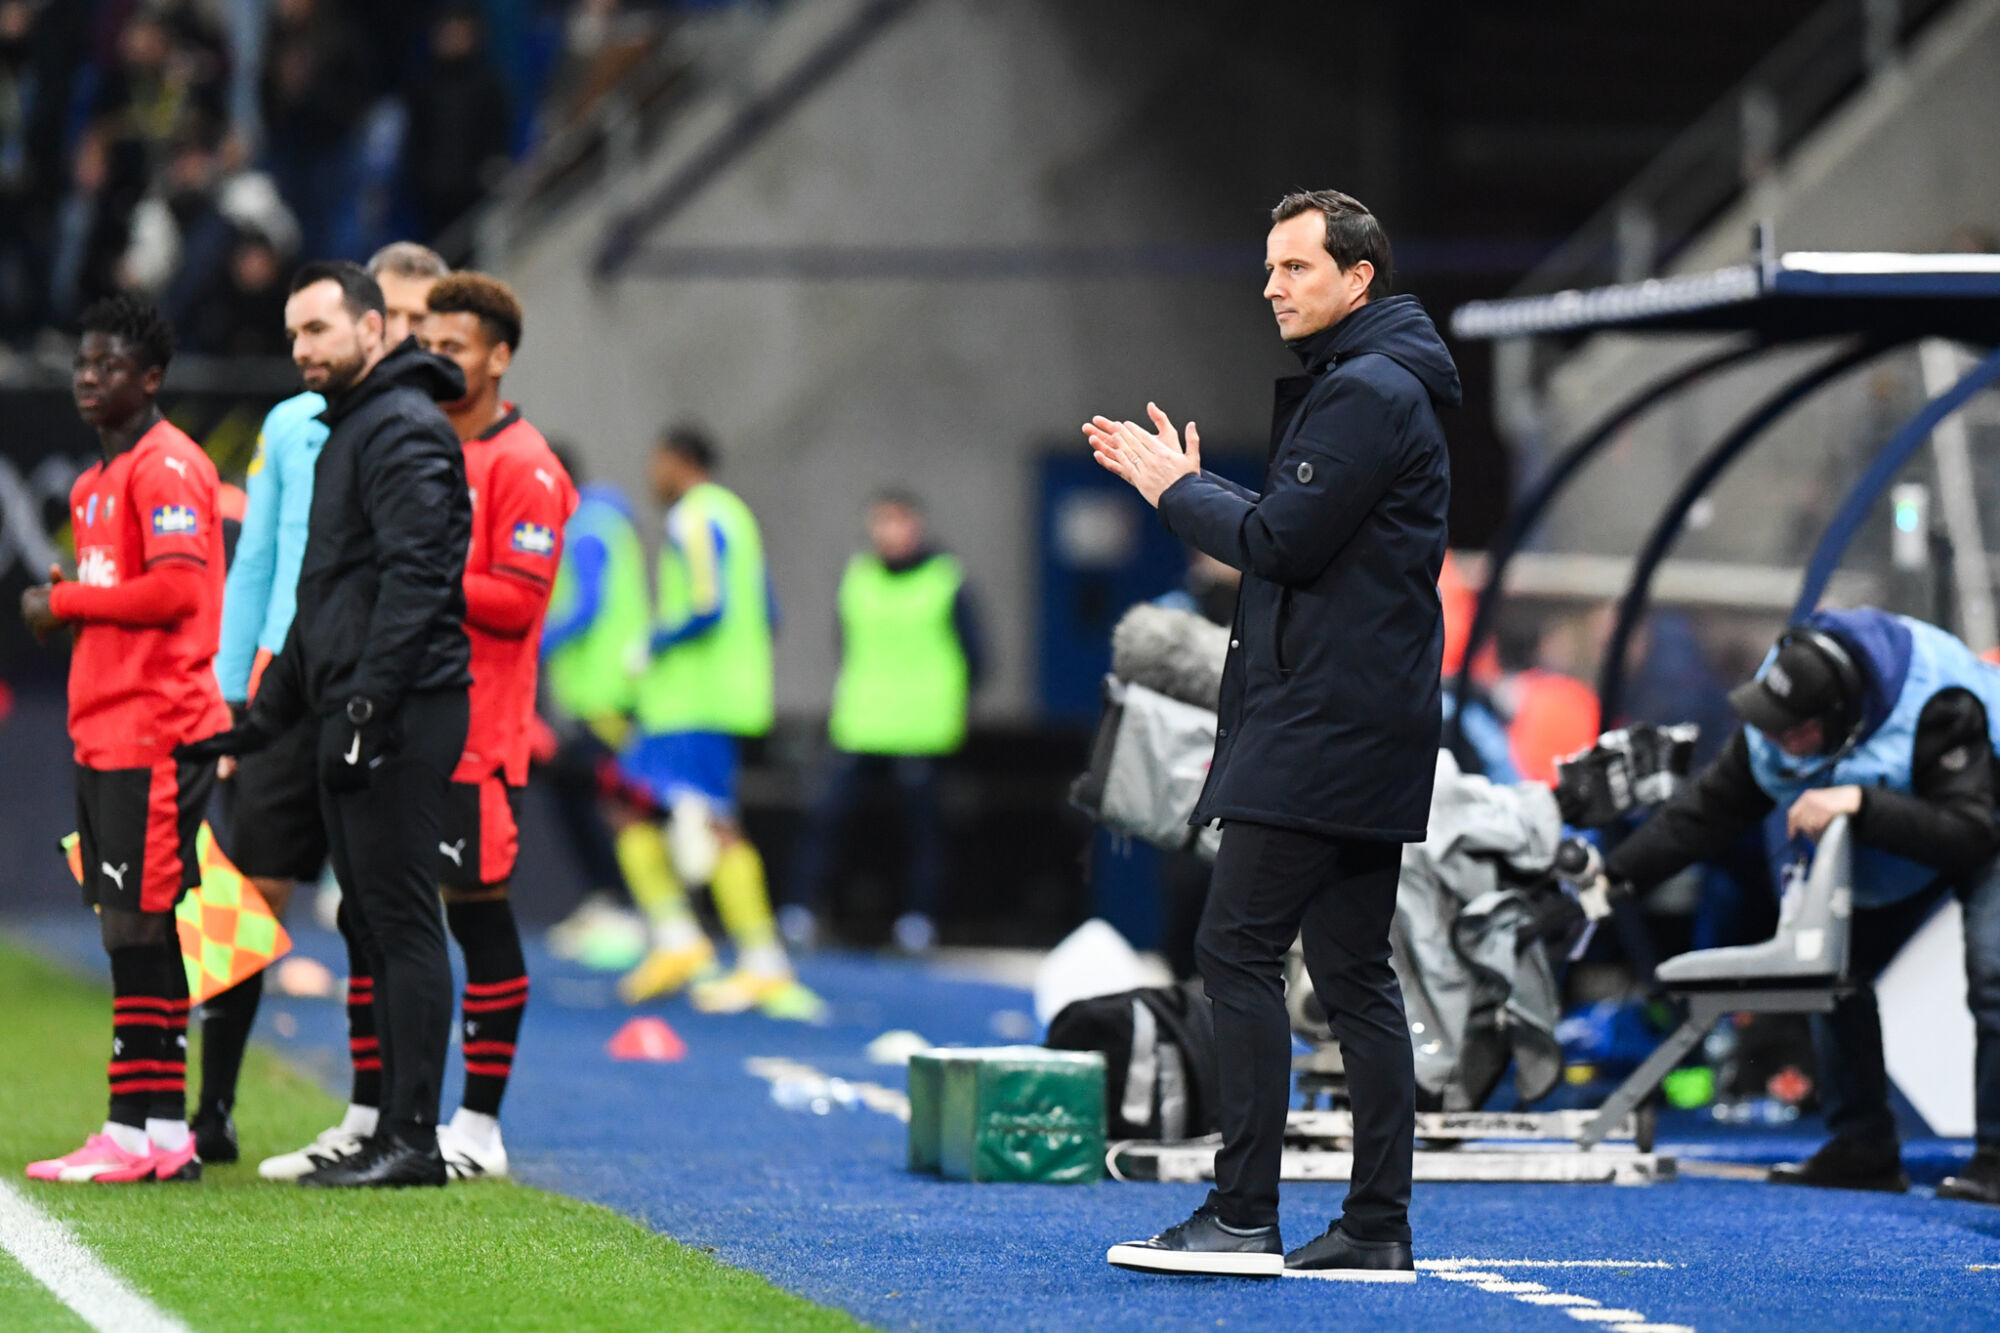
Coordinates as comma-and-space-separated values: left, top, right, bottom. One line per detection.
220, 713, 327, 882
75, 756, 214, 914
437, 775, 523, 891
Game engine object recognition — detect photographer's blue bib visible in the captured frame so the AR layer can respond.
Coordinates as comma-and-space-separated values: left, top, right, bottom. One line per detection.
1747, 610, 2000, 908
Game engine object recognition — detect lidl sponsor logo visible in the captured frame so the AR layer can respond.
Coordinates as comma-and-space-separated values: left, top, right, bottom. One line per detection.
152, 504, 198, 536
511, 522, 556, 555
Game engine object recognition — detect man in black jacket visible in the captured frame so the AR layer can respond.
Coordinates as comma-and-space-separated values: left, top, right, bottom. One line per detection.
1604, 609, 2000, 1204
183, 261, 472, 1187
1090, 190, 1458, 1280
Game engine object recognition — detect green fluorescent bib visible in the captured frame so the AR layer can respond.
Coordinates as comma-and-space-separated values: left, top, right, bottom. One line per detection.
830, 553, 968, 755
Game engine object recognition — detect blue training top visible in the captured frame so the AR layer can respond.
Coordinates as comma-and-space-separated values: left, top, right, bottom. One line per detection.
214, 391, 327, 701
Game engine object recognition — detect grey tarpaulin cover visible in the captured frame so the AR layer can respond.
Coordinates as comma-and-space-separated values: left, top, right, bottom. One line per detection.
1395, 750, 1566, 1109
1095, 678, 1223, 860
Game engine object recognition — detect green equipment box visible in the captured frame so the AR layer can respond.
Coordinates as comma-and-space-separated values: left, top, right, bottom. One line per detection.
907, 1047, 1106, 1184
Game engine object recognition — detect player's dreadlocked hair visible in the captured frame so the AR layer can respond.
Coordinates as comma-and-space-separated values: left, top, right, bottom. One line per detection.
78, 294, 177, 372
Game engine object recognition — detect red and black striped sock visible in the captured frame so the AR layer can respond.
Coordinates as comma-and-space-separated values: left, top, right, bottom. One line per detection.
446, 898, 528, 1117
155, 947, 190, 1125
338, 899, 382, 1109
345, 973, 381, 1109
106, 946, 178, 1130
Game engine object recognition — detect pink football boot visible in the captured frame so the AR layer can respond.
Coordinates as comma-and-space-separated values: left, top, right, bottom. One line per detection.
26, 1132, 157, 1183
151, 1136, 200, 1182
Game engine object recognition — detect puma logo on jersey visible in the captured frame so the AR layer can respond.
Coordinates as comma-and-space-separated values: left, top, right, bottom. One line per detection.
533, 467, 557, 493
439, 839, 466, 867
78, 548, 117, 587
510, 522, 555, 555
163, 456, 189, 478
151, 504, 198, 536
101, 862, 129, 890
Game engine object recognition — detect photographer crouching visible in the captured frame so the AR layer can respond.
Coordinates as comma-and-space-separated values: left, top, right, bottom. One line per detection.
1605, 608, 2000, 1202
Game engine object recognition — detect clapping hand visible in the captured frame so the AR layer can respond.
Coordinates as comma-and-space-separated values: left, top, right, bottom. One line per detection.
1083, 403, 1201, 507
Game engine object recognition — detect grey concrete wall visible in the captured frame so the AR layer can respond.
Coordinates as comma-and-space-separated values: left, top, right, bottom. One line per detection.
497, 0, 1325, 720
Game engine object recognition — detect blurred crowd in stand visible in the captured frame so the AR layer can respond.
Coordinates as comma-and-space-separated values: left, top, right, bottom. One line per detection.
0, 0, 702, 355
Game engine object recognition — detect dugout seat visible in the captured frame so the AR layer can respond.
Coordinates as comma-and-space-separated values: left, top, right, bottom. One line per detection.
1653, 815, 1852, 989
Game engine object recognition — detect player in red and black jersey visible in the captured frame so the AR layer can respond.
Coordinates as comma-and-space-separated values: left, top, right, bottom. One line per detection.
20, 296, 230, 1184
415, 272, 576, 1179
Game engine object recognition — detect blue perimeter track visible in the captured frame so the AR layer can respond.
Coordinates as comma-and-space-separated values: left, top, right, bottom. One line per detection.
11, 913, 2000, 1333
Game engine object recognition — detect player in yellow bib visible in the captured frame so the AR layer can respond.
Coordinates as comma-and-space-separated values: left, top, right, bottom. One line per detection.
616, 425, 818, 1019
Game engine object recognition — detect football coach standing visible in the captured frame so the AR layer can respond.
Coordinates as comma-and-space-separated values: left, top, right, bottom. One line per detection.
182, 261, 473, 1186
1090, 190, 1459, 1280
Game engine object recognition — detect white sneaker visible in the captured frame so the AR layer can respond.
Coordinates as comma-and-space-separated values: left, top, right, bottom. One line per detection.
437, 1110, 509, 1181
258, 1125, 367, 1181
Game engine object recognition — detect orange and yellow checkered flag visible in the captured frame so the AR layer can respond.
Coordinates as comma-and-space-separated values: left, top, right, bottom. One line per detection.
62, 822, 292, 1003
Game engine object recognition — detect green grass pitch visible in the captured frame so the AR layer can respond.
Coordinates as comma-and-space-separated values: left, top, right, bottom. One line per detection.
0, 935, 865, 1332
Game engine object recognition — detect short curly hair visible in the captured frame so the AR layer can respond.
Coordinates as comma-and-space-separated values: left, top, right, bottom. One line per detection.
427, 272, 523, 352
78, 293, 177, 371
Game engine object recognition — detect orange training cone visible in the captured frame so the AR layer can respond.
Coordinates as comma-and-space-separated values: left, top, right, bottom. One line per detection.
607, 1016, 687, 1062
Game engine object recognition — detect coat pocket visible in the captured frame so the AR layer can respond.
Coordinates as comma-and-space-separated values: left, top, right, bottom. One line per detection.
1272, 587, 1293, 675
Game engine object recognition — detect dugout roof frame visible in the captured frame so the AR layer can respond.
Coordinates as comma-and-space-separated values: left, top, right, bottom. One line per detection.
1446, 250, 2000, 736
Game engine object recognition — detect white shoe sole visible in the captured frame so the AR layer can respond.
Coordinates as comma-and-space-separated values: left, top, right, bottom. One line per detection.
1105, 1245, 1283, 1276
1282, 1267, 1417, 1283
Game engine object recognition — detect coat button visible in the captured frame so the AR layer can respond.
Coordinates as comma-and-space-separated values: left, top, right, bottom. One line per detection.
1230, 639, 1240, 648
1297, 460, 1314, 484
1217, 728, 1228, 738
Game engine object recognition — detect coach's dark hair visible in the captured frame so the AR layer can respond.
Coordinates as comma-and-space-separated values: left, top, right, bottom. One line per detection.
427, 271, 524, 351
871, 488, 924, 516
289, 260, 387, 322
659, 420, 717, 473
1271, 189, 1394, 299
78, 294, 177, 372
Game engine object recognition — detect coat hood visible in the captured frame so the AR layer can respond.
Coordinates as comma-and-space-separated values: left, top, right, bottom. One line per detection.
1807, 606, 1912, 746
322, 337, 467, 423
1291, 293, 1463, 409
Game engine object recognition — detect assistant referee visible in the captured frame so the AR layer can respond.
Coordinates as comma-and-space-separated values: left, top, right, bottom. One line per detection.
1089, 190, 1459, 1280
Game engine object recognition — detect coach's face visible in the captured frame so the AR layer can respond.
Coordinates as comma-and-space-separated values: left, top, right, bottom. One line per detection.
1263, 212, 1372, 341
378, 270, 439, 347
286, 279, 382, 395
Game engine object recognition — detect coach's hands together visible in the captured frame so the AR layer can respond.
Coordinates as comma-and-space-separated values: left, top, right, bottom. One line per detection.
1084, 403, 1201, 507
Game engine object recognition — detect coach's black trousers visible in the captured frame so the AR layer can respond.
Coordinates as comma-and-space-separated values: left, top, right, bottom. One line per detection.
1198, 821, 1412, 1241
319, 689, 468, 1143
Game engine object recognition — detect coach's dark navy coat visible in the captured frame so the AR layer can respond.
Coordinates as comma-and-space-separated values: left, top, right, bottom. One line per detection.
1157, 293, 1459, 842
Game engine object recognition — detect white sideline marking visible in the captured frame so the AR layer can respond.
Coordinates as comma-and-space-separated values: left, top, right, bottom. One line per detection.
0, 1179, 193, 1332
1422, 1258, 1678, 1269
1420, 1257, 1689, 1331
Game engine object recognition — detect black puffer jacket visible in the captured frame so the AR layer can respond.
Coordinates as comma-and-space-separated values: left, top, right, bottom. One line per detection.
258, 340, 472, 722
1158, 294, 1460, 841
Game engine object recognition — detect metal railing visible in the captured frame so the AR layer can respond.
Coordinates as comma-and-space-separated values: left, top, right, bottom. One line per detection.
1515, 0, 1956, 297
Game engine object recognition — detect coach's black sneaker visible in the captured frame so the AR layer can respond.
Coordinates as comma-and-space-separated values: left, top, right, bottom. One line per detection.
190, 1104, 238, 1165
1107, 1200, 1283, 1277
1937, 1146, 2000, 1205
1283, 1224, 1416, 1282
298, 1132, 447, 1189
1769, 1136, 1908, 1193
